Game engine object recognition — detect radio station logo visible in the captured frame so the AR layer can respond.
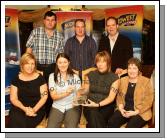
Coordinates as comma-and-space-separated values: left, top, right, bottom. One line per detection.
118, 14, 137, 26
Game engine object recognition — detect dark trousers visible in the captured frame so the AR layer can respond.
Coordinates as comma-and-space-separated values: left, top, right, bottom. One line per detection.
83, 103, 115, 128
108, 110, 147, 128
37, 63, 55, 118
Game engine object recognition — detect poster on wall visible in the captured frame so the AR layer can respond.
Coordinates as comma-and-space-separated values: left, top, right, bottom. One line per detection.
5, 8, 21, 115
105, 5, 144, 60
56, 11, 93, 44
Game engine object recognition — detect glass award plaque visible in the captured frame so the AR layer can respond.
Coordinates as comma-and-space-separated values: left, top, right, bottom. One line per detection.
73, 88, 88, 105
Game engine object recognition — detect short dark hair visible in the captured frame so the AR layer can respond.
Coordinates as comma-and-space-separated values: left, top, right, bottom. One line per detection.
44, 11, 57, 21
74, 19, 86, 27
106, 16, 118, 25
128, 57, 142, 72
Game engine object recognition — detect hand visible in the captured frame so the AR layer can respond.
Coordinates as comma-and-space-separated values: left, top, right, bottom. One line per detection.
124, 110, 139, 118
81, 99, 98, 107
66, 86, 75, 95
119, 108, 127, 117
115, 68, 123, 75
77, 88, 88, 96
72, 69, 79, 75
25, 107, 37, 117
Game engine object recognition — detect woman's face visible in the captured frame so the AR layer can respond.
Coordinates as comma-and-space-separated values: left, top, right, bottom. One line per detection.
96, 58, 108, 73
128, 64, 139, 79
57, 57, 69, 73
23, 59, 35, 74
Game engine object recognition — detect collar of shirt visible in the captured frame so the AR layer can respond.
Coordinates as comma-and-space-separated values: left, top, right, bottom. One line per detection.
74, 35, 88, 44
108, 32, 119, 42
57, 73, 74, 83
43, 27, 57, 38
108, 32, 119, 54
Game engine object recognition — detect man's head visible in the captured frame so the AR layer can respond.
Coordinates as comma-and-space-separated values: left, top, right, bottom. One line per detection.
43, 11, 57, 30
106, 16, 119, 37
74, 19, 86, 37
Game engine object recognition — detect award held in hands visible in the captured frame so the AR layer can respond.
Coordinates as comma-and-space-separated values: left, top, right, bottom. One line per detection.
73, 88, 88, 106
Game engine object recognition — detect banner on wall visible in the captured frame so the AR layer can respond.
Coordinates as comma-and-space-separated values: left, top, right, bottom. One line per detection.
5, 8, 21, 115
105, 5, 144, 59
56, 11, 93, 44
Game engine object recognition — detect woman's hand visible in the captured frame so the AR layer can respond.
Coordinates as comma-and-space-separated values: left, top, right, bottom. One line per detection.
25, 107, 37, 117
118, 104, 127, 117
66, 86, 75, 95
119, 108, 127, 117
82, 99, 99, 107
77, 88, 89, 96
115, 68, 124, 75
123, 110, 139, 118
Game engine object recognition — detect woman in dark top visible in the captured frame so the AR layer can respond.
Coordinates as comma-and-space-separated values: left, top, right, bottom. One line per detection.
108, 57, 154, 128
82, 51, 119, 128
8, 53, 48, 128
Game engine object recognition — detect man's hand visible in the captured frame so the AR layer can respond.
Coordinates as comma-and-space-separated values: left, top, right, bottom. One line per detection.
115, 68, 124, 75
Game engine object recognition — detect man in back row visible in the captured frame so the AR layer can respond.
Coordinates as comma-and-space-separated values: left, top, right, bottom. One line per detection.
26, 11, 64, 117
64, 19, 98, 80
98, 16, 133, 75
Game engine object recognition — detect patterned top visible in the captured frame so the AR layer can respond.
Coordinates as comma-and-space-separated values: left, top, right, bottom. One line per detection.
26, 27, 64, 64
49, 73, 81, 113
64, 35, 98, 71
88, 70, 119, 103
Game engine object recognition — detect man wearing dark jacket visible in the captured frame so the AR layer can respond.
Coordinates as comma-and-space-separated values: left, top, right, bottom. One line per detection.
98, 16, 133, 74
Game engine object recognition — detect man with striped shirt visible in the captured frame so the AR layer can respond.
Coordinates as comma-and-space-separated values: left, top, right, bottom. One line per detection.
64, 19, 97, 80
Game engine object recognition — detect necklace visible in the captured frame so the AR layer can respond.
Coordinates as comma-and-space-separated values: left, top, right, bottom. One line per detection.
131, 83, 135, 87
129, 82, 136, 87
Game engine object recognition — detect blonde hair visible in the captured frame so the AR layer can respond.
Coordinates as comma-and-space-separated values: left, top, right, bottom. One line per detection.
20, 53, 37, 73
95, 51, 111, 72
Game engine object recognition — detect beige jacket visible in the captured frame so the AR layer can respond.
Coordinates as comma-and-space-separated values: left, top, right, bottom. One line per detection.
117, 75, 154, 121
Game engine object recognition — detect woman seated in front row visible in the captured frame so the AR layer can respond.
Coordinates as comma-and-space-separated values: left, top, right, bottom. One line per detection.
8, 53, 48, 128
108, 57, 154, 128
82, 51, 119, 128
47, 53, 81, 128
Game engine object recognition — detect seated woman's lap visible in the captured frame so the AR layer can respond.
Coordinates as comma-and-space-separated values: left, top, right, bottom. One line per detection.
8, 107, 45, 128
83, 103, 115, 128
126, 115, 147, 128
108, 110, 148, 128
108, 110, 127, 128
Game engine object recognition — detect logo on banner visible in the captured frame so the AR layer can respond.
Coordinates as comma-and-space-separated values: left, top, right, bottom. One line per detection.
118, 14, 137, 26
61, 19, 75, 30
61, 19, 76, 42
